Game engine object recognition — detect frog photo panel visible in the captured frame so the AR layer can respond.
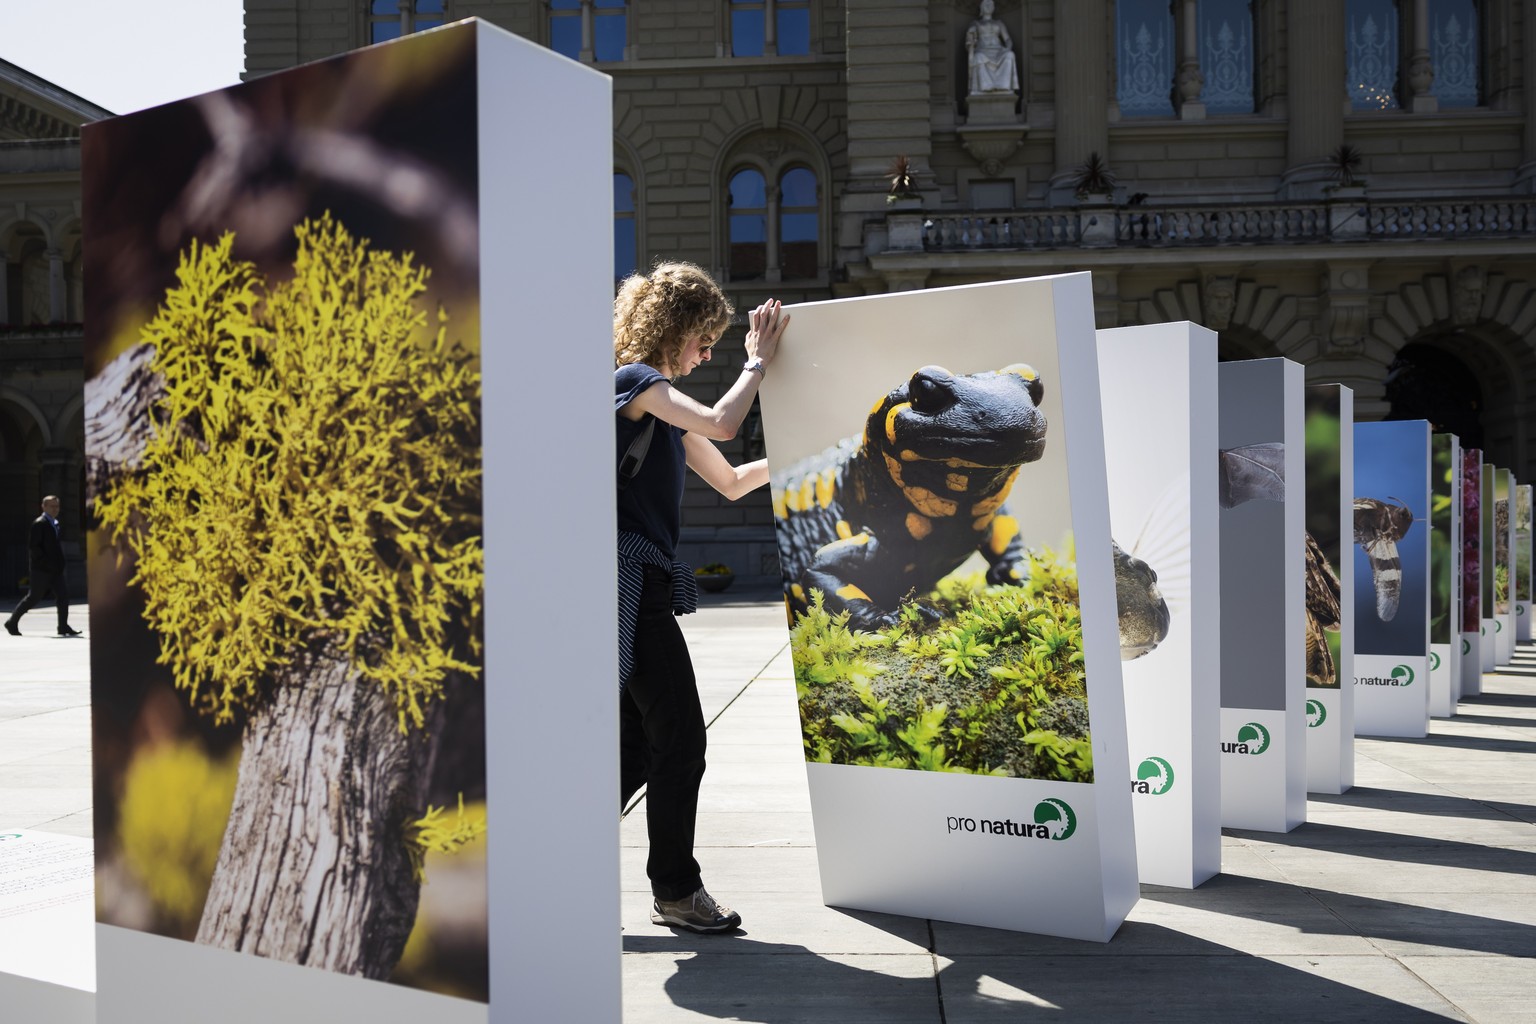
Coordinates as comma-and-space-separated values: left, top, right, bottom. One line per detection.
1461, 449, 1484, 696
1216, 358, 1306, 834
1305, 385, 1356, 795
82, 21, 617, 1024
1481, 464, 1497, 674
1352, 421, 1432, 739
758, 273, 1136, 941
1495, 469, 1516, 663
1428, 434, 1463, 719
1516, 485, 1532, 642
1096, 323, 1220, 888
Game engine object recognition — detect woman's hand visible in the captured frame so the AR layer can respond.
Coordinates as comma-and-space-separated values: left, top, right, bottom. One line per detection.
745, 299, 790, 367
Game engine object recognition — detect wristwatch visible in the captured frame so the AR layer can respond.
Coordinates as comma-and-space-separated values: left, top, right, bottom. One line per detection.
743, 357, 766, 376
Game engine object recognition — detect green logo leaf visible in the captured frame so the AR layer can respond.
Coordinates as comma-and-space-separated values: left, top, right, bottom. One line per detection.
1306, 699, 1327, 728
1136, 757, 1175, 795
1462, 637, 1471, 655
1391, 664, 1416, 685
1429, 651, 1441, 670
1236, 722, 1271, 754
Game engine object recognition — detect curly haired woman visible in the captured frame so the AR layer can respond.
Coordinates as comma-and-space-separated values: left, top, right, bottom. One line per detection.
614, 262, 789, 933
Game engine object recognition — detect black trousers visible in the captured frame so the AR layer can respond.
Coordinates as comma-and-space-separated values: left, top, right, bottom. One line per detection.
9, 568, 70, 629
620, 566, 706, 901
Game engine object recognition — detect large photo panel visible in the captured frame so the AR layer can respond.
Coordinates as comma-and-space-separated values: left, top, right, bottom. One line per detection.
1481, 463, 1496, 672
83, 20, 617, 1023
1428, 434, 1461, 718
1461, 448, 1484, 695
1217, 358, 1305, 833
1495, 469, 1516, 662
1306, 385, 1354, 795
759, 274, 1136, 940
1098, 322, 1220, 889
1352, 421, 1431, 738
1517, 485, 1532, 642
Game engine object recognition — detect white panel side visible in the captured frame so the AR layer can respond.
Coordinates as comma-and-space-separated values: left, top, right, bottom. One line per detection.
1055, 275, 1137, 924
1337, 386, 1356, 788
1282, 360, 1307, 827
477, 22, 619, 1024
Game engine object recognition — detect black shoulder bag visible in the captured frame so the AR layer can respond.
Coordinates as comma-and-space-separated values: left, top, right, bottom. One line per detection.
618, 417, 656, 492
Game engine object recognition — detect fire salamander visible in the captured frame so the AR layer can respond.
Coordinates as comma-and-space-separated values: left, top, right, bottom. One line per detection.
772, 363, 1169, 658
772, 364, 1045, 632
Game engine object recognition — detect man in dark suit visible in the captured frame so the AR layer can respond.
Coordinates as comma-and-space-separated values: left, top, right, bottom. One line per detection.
5, 495, 81, 637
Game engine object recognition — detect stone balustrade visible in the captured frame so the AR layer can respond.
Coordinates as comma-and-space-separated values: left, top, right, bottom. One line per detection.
911, 197, 1536, 252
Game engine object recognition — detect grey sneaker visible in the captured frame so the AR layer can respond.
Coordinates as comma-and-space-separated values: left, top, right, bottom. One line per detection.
651, 887, 741, 933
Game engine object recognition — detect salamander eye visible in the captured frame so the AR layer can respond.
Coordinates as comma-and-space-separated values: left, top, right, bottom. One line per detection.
908, 366, 956, 413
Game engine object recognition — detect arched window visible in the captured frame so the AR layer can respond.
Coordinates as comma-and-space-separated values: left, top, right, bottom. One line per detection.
549, 0, 627, 62
778, 167, 818, 280
729, 0, 811, 58
367, 0, 447, 44
614, 172, 637, 285
1116, 0, 1175, 117
1347, 0, 1400, 110
728, 169, 768, 281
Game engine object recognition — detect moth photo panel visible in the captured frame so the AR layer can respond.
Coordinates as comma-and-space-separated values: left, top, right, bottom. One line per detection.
758, 274, 1137, 940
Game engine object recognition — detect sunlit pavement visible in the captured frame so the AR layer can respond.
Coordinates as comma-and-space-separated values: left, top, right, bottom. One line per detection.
5, 593, 1535, 1021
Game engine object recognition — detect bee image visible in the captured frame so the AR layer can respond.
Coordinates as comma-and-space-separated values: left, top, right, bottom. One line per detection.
1354, 497, 1415, 621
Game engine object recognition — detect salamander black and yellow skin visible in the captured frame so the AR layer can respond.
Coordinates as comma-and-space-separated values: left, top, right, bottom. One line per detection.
772, 364, 1047, 632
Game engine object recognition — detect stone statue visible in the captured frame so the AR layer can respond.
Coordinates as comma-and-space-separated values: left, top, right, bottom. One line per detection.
966, 0, 1019, 96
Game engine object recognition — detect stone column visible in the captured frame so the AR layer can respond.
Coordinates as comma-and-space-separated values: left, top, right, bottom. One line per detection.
839, 0, 932, 266
1280, 0, 1345, 198
1521, 1, 1536, 192
1407, 0, 1437, 112
46, 249, 64, 323
1176, 0, 1206, 119
1051, 0, 1110, 201
579, 0, 594, 63
764, 0, 779, 57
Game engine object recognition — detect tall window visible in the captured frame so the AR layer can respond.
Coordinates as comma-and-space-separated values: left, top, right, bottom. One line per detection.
1117, 0, 1175, 117
368, 0, 446, 44
726, 163, 820, 281
728, 169, 768, 280
549, 0, 626, 62
614, 172, 637, 285
1429, 0, 1479, 107
778, 167, 818, 280
730, 0, 811, 58
1198, 0, 1254, 115
1347, 0, 1400, 110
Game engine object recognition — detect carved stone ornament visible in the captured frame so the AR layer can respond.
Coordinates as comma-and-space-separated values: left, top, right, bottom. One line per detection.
1202, 275, 1236, 331
1454, 266, 1487, 326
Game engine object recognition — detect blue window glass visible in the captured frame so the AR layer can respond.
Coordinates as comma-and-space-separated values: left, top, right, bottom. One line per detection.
1347, 0, 1400, 110
780, 167, 816, 207
369, 0, 401, 44
732, 1, 766, 57
594, 2, 626, 62
1199, 0, 1254, 115
778, 3, 811, 56
550, 0, 581, 59
371, 20, 403, 42
779, 167, 817, 279
614, 173, 637, 284
372, 0, 399, 12
415, 0, 445, 31
1429, 0, 1479, 107
1116, 0, 1175, 117
729, 169, 767, 280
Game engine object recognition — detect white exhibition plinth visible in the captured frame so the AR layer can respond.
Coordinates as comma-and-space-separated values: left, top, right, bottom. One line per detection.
1352, 421, 1431, 739
1306, 384, 1354, 795
83, 21, 618, 1024
1217, 358, 1305, 833
762, 274, 1138, 942
1098, 323, 1220, 887
0, 831, 94, 1023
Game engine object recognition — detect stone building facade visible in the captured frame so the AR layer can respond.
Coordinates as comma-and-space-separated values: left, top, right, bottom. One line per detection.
0, 60, 106, 595
244, 1, 1536, 580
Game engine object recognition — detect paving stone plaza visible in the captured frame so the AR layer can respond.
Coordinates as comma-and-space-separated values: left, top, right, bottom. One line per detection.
5, 589, 1533, 1021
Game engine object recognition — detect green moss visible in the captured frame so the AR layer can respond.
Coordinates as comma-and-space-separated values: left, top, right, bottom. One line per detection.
791, 546, 1093, 781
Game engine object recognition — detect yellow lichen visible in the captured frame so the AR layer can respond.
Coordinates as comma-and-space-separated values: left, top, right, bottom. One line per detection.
95, 214, 484, 732
405, 794, 488, 883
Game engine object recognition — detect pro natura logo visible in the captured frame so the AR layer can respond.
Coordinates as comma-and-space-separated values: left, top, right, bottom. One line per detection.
1462, 637, 1472, 655
945, 799, 1076, 841
1358, 664, 1415, 687
1429, 651, 1441, 671
1496, 619, 1504, 633
1132, 757, 1175, 795
1306, 699, 1327, 728
1222, 722, 1270, 755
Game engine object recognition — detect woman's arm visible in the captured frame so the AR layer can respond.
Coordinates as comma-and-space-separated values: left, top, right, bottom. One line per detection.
683, 432, 769, 501
623, 299, 789, 441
